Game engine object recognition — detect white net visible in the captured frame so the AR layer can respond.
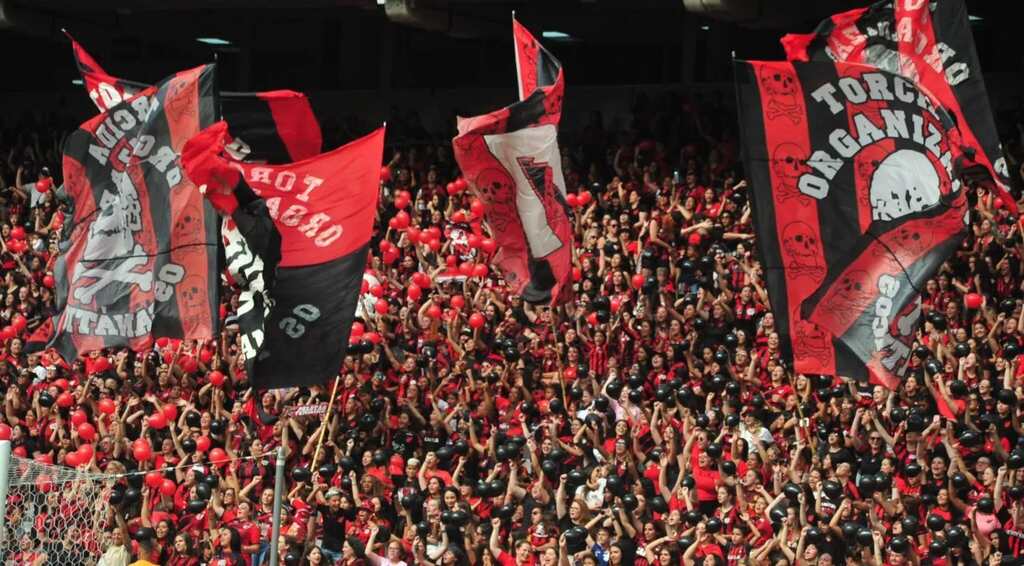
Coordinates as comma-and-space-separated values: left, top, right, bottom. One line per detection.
2, 455, 117, 566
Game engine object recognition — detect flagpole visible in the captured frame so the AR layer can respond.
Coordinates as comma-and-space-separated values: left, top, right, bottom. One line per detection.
310, 375, 341, 472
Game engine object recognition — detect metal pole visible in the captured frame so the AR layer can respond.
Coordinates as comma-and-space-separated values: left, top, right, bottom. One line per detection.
0, 440, 12, 548
269, 446, 285, 566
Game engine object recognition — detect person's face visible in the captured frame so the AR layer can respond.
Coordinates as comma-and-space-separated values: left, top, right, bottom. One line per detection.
309, 547, 322, 563
174, 535, 187, 553
219, 528, 231, 548
569, 500, 582, 520
156, 521, 169, 538
516, 542, 532, 562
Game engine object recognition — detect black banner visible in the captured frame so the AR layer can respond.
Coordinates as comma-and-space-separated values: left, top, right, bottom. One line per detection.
735, 59, 969, 387
51, 65, 220, 360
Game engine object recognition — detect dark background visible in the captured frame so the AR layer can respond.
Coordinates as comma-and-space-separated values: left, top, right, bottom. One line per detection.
0, 0, 1021, 140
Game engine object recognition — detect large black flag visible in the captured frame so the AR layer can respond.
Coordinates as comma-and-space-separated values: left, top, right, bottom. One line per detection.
52, 65, 220, 360
781, 0, 1015, 213
736, 58, 969, 387
183, 122, 384, 389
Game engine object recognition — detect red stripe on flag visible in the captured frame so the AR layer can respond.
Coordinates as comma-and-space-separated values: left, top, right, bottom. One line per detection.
753, 60, 835, 375
260, 90, 324, 162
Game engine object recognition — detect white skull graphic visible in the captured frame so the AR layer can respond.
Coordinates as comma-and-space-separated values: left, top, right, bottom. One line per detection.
869, 149, 940, 222
83, 190, 135, 262
781, 221, 823, 279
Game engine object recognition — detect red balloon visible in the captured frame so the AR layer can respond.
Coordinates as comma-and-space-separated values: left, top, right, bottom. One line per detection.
1, 326, 14, 341
77, 422, 96, 442
407, 285, 423, 302
65, 451, 81, 467
209, 447, 229, 466
98, 398, 116, 415
199, 349, 213, 364
454, 178, 468, 192
364, 332, 382, 345
481, 238, 497, 254
350, 322, 365, 338
195, 436, 211, 453
446, 255, 458, 267
451, 211, 467, 224
0, 423, 11, 441
162, 403, 178, 422
392, 211, 410, 230
383, 249, 400, 264
34, 453, 53, 464
995, 197, 1005, 209
54, 378, 69, 391
427, 227, 442, 240
446, 182, 457, 196
428, 238, 442, 252
181, 358, 198, 374
578, 191, 592, 206
467, 234, 482, 249
610, 297, 622, 313
92, 357, 111, 374
42, 275, 55, 288
36, 177, 53, 193
965, 293, 983, 310
11, 315, 27, 331
413, 272, 432, 289
450, 295, 465, 310
370, 284, 385, 298
380, 166, 392, 182
10, 226, 26, 240
12, 446, 26, 457
156, 337, 170, 348
57, 392, 74, 409
71, 410, 88, 427
133, 441, 152, 462
378, 239, 394, 253
459, 262, 474, 277
427, 304, 443, 319
375, 298, 389, 315
687, 232, 702, 247
470, 199, 485, 219
473, 264, 489, 278
406, 227, 421, 244
469, 313, 485, 329
394, 194, 410, 210
148, 412, 167, 430
160, 479, 178, 497
587, 312, 599, 326
209, 371, 225, 387
566, 194, 580, 208
145, 471, 164, 489
631, 274, 645, 289
77, 443, 94, 464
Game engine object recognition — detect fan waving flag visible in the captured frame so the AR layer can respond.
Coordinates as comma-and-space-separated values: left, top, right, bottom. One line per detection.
735, 59, 969, 388
452, 18, 573, 305
52, 65, 219, 361
780, 0, 1016, 214
182, 121, 385, 389
66, 32, 322, 163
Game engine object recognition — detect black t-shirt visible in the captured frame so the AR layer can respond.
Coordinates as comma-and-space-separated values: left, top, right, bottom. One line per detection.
317, 506, 347, 552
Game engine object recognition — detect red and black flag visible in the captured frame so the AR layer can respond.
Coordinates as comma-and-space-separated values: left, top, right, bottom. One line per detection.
51, 65, 220, 361
452, 18, 573, 305
67, 32, 322, 164
181, 121, 384, 389
735, 59, 969, 388
781, 0, 1016, 213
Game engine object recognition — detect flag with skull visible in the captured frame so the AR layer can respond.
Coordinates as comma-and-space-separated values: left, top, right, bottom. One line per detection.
452, 18, 574, 306
781, 0, 1015, 215
735, 58, 969, 388
51, 65, 219, 361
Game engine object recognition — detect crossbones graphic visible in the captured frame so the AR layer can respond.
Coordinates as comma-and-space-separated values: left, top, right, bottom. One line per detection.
73, 248, 154, 304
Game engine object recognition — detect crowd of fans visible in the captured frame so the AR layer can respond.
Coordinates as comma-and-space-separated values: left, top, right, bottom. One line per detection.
3, 91, 1024, 566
